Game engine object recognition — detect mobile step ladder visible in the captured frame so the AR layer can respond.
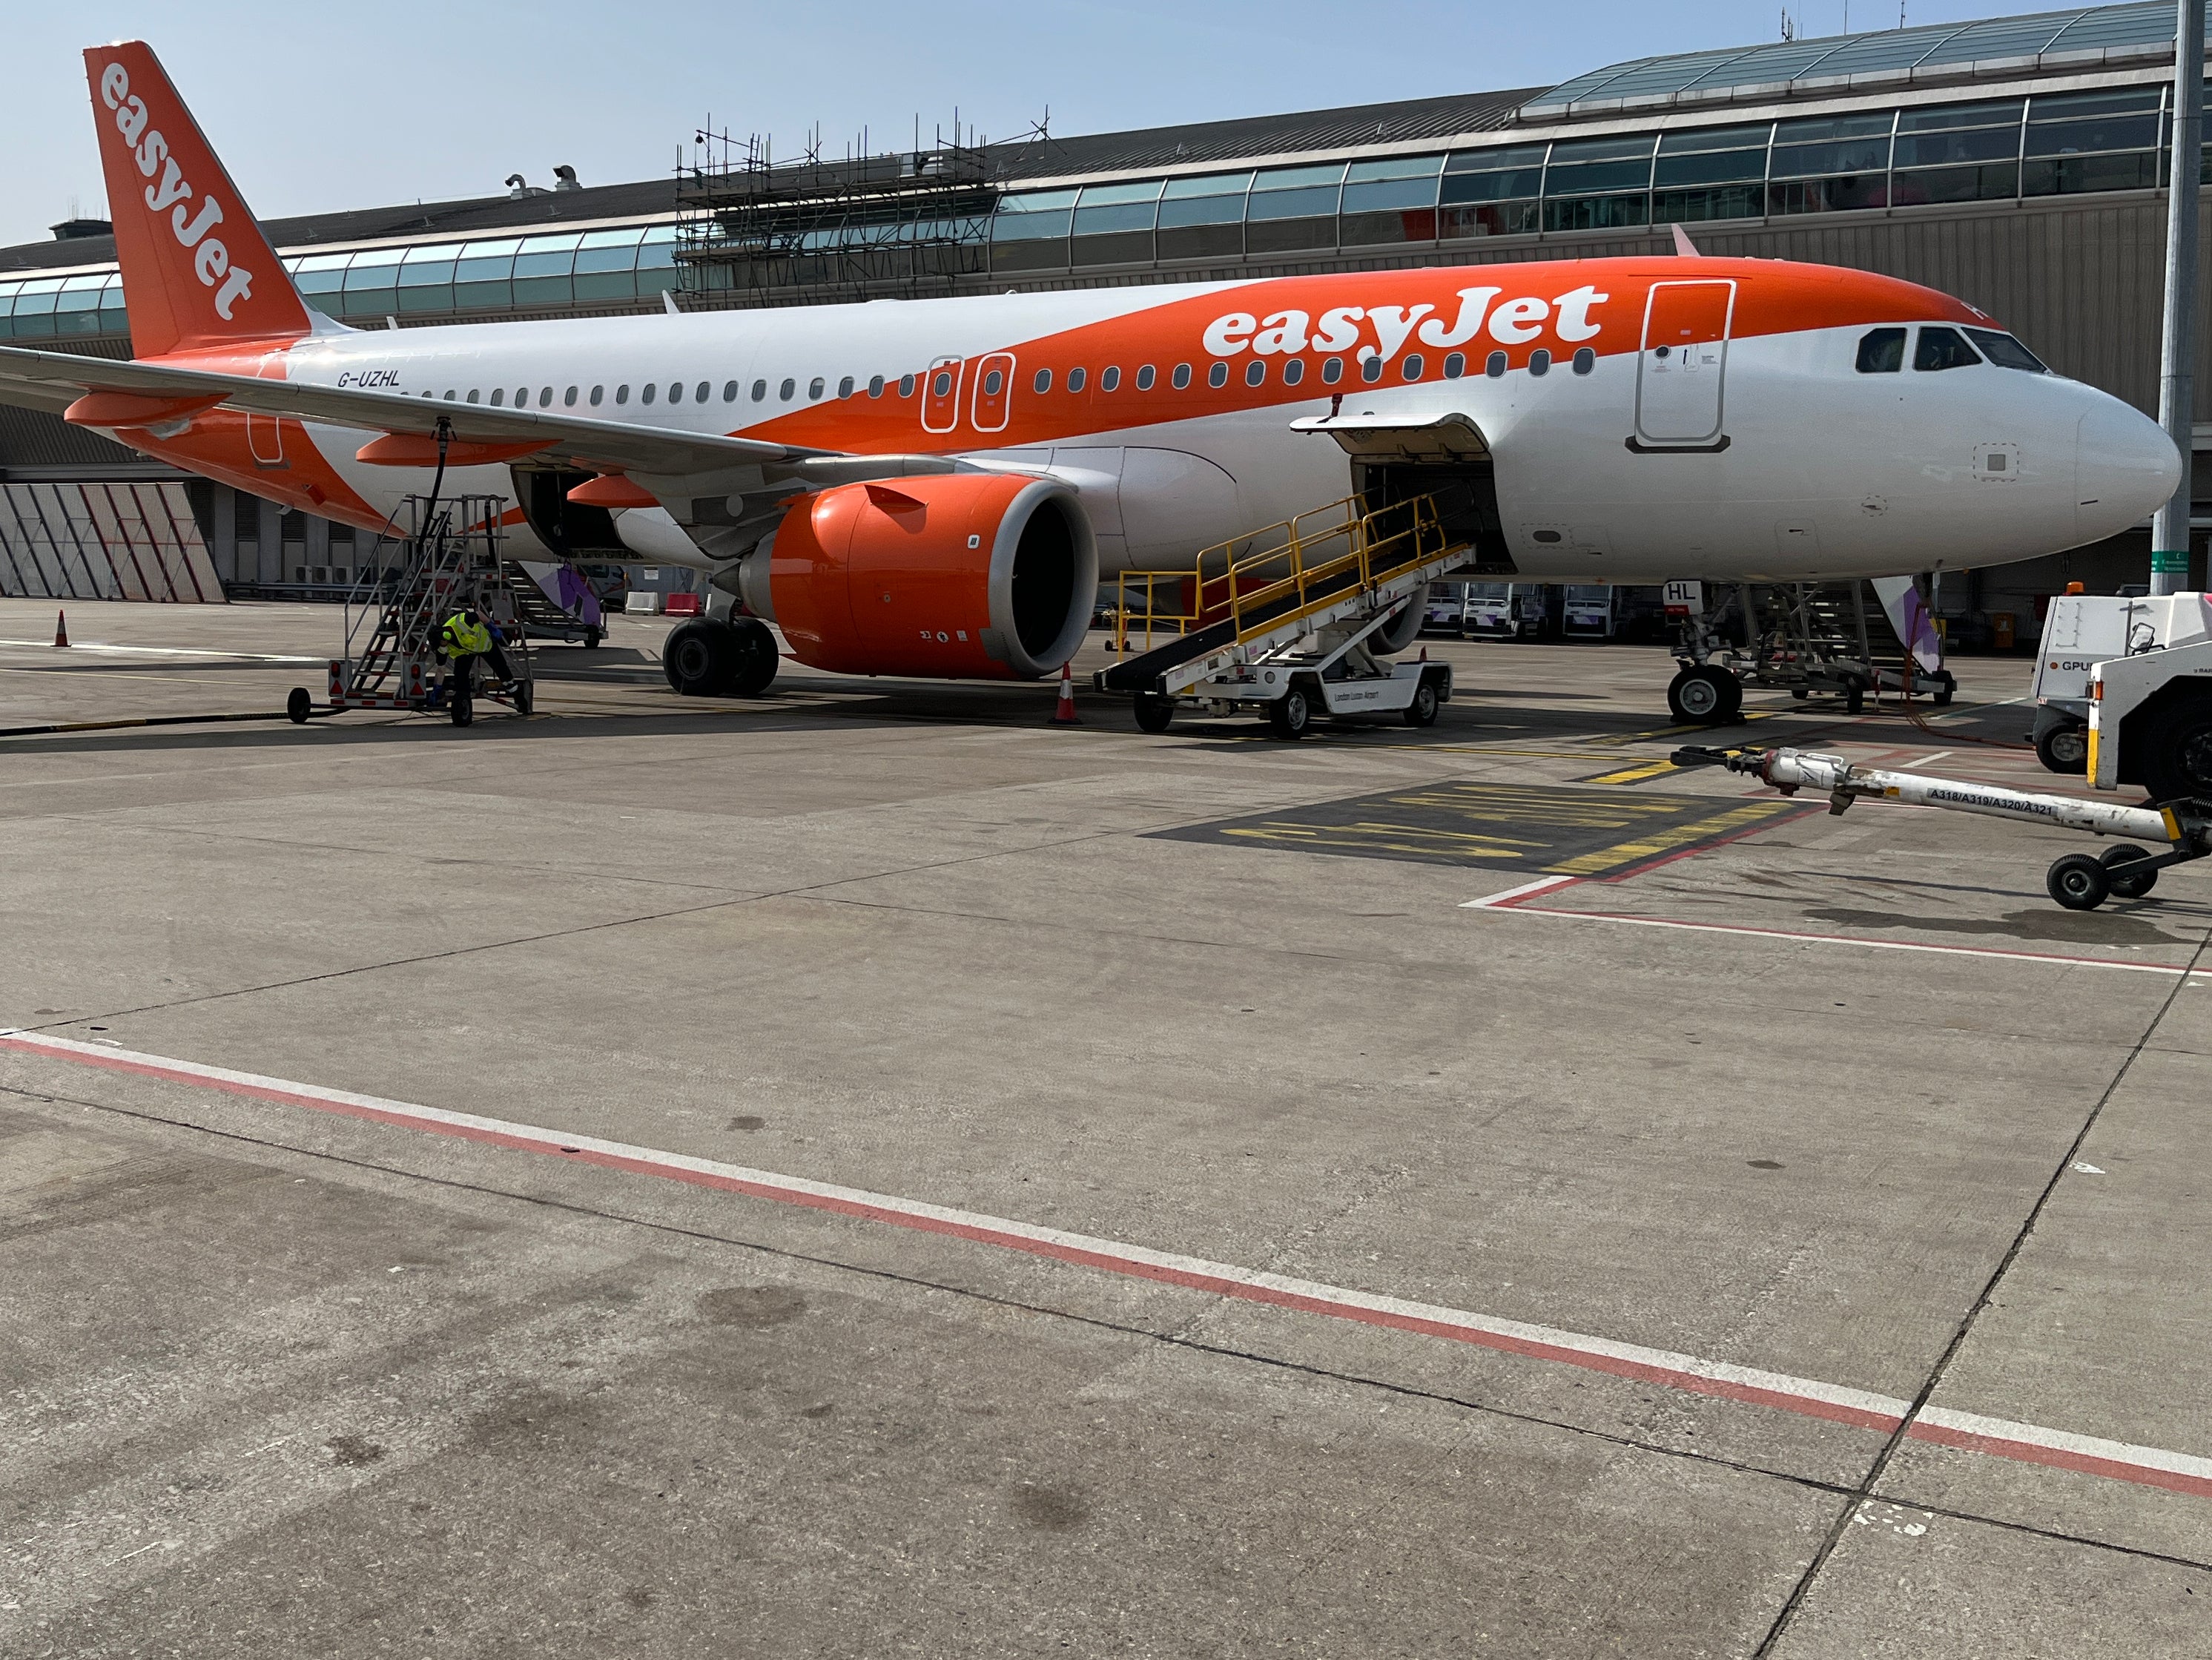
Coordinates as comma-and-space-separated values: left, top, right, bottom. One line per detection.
1093, 492, 1467, 738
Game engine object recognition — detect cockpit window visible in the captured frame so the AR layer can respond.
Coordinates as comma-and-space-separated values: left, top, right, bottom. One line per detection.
1855, 328, 1906, 373
1914, 326, 1982, 372
1964, 328, 2050, 373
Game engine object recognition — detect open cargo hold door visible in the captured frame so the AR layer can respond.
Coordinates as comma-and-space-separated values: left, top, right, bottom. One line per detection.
1290, 411, 1512, 573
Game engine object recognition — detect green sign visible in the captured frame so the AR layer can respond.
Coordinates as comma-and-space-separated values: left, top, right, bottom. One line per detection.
2150, 546, 2192, 574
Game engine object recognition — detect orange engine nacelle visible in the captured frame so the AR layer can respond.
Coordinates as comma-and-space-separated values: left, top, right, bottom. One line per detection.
747, 472, 1097, 679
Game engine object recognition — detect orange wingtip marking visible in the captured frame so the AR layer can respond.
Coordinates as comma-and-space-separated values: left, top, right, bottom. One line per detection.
565, 473, 658, 508
65, 390, 227, 427
354, 432, 554, 466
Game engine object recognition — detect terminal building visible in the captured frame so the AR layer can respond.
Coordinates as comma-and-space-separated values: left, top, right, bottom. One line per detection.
4, 0, 2210, 635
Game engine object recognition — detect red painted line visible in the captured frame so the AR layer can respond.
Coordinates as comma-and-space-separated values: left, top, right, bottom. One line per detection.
4, 1030, 2206, 1500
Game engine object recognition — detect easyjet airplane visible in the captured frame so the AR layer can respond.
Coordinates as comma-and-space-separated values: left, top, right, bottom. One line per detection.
0, 42, 2182, 704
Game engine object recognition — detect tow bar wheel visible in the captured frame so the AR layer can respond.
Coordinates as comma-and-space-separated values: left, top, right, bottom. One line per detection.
2047, 852, 2111, 911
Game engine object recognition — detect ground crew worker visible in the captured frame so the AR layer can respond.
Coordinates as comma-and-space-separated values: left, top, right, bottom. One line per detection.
440, 607, 512, 693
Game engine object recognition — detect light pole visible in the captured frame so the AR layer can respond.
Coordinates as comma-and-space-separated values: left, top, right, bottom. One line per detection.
2151, 0, 2204, 596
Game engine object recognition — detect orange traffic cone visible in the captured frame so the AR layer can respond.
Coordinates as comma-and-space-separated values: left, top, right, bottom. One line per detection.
53, 608, 68, 648
1049, 661, 1081, 725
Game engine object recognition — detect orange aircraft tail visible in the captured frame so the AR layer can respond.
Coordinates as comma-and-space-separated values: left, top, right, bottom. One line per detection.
83, 42, 312, 359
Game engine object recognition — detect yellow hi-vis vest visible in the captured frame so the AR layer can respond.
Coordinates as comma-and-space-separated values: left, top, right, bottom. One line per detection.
442, 613, 492, 656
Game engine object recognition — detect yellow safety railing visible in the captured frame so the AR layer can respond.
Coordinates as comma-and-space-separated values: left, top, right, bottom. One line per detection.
1109, 493, 1459, 659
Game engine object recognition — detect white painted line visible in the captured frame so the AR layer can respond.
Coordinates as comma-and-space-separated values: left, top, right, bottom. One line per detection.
1898, 751, 1954, 769
1477, 902, 2211, 979
0, 639, 325, 664
1459, 875, 1579, 909
2, 1027, 2208, 1501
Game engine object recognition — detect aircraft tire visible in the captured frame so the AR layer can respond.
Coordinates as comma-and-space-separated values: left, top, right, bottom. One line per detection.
663, 618, 734, 696
2047, 852, 2110, 911
727, 618, 779, 697
1667, 665, 1736, 725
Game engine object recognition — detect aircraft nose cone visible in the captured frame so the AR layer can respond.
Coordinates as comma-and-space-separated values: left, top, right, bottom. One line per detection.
2077, 398, 2182, 541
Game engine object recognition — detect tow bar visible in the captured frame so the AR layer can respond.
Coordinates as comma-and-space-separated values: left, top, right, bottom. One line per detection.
1673, 745, 2212, 912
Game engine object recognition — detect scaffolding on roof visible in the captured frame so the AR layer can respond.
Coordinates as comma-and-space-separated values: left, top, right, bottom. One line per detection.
673, 125, 1001, 307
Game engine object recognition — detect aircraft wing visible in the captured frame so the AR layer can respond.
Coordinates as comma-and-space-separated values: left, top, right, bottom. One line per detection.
0, 343, 836, 474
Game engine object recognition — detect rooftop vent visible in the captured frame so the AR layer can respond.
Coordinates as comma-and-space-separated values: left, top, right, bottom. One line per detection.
552, 165, 581, 191
50, 217, 113, 241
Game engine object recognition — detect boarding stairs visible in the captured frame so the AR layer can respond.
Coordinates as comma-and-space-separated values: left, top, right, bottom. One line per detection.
1684, 580, 1952, 711
1093, 493, 1468, 699
329, 494, 532, 714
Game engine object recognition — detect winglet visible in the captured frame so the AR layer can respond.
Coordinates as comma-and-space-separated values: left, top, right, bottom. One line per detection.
1671, 223, 1701, 258
84, 42, 311, 358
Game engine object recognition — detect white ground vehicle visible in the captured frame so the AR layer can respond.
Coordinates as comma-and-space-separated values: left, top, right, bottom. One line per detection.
1467, 582, 1552, 639
1424, 581, 1473, 635
2090, 634, 2212, 803
1562, 584, 1617, 640
2030, 591, 2212, 773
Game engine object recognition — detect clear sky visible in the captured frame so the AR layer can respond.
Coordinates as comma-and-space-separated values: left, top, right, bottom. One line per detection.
1, 0, 2018, 248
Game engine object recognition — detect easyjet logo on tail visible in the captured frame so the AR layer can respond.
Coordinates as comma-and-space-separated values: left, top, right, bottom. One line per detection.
99, 61, 254, 320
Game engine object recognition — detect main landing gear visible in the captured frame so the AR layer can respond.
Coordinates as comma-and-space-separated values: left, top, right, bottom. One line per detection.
664, 616, 779, 698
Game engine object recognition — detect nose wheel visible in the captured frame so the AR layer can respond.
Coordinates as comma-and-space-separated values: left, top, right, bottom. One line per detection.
1668, 664, 1742, 725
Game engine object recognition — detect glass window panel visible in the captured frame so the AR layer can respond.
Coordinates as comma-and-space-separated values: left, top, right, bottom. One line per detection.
297, 251, 355, 272
517, 232, 583, 252
1895, 99, 2022, 134
1070, 228, 1154, 265
1156, 220, 1244, 258
345, 259, 403, 290
1073, 201, 1157, 235
1339, 206, 1439, 246
397, 260, 455, 286
56, 285, 103, 312
1894, 125, 2021, 168
456, 251, 515, 281
1657, 125, 1772, 156
1344, 154, 1444, 182
400, 243, 467, 265
991, 237, 1068, 271
396, 283, 452, 313
572, 270, 637, 300
1445, 144, 1547, 174
1000, 188, 1080, 211
2029, 87, 2162, 124
635, 229, 679, 269
1245, 185, 1340, 220
1543, 194, 1650, 232
1077, 180, 1164, 205
1890, 162, 2018, 205
1774, 112, 1895, 145
59, 272, 109, 292
573, 243, 639, 273
294, 269, 345, 294
2024, 113, 2161, 158
1914, 326, 1981, 371
1770, 137, 1892, 177
1161, 172, 1251, 198
2021, 152, 2159, 196
1769, 175, 1889, 214
1545, 157, 1651, 193
993, 208, 1072, 240
1964, 328, 2047, 372
1252, 163, 1345, 190
1919, 18, 2073, 63
346, 249, 405, 274
1440, 200, 1539, 238
1652, 184, 1764, 223
1548, 134, 1654, 164
1244, 216, 1336, 253
1341, 177, 1439, 213
1654, 147, 1767, 188
1158, 194, 1247, 227
453, 280, 513, 308
578, 228, 645, 248
1440, 167, 1544, 203
514, 248, 578, 278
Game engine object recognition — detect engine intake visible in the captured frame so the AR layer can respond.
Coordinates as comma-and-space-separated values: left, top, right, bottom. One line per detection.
752, 473, 1097, 679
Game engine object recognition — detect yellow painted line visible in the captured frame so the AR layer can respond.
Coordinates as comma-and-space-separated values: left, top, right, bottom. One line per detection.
1541, 800, 1802, 877
1582, 758, 1683, 785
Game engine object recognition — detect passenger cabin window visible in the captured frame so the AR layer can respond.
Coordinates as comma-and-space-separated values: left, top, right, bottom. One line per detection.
1965, 329, 2049, 372
779, 378, 796, 401
1914, 326, 1981, 372
1172, 363, 1192, 389
615, 385, 629, 404
1321, 357, 1343, 384
1571, 347, 1595, 375
490, 388, 506, 406
466, 389, 481, 404
1360, 356, 1382, 383
670, 381, 686, 404
563, 386, 578, 406
838, 375, 854, 397
538, 387, 553, 406
1101, 366, 1121, 391
808, 377, 825, 400
1444, 352, 1466, 378
1068, 367, 1087, 392
1282, 359, 1304, 386
1485, 352, 1507, 378
1135, 365, 1155, 390
898, 373, 916, 397
723, 381, 739, 402
980, 369, 1001, 396
1403, 354, 1424, 381
1528, 350, 1551, 378
868, 375, 886, 398
1033, 368, 1053, 393
1855, 328, 1906, 372
588, 386, 602, 406
752, 380, 767, 401
1208, 362, 1229, 388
